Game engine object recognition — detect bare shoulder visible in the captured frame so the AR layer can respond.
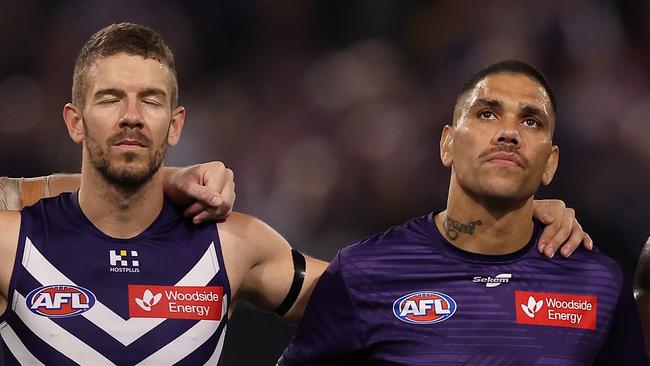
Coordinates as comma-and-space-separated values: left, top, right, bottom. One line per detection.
217, 212, 288, 255
216, 212, 291, 300
0, 210, 21, 249
0, 210, 22, 300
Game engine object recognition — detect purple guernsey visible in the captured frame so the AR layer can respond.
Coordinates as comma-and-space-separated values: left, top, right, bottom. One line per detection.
281, 213, 648, 365
0, 192, 231, 365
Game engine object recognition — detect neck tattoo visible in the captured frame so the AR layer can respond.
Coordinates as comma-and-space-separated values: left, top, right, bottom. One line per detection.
443, 215, 482, 241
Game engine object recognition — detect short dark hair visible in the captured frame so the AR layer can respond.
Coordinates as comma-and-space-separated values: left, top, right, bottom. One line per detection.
72, 22, 177, 108
455, 60, 556, 120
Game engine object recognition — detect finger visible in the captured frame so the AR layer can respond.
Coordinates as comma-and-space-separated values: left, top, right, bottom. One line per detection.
543, 208, 575, 258
202, 164, 227, 194
185, 184, 224, 208
192, 211, 210, 224
184, 201, 209, 218
533, 199, 565, 224
192, 206, 230, 224
559, 221, 585, 257
537, 213, 562, 253
583, 234, 594, 251
219, 178, 235, 214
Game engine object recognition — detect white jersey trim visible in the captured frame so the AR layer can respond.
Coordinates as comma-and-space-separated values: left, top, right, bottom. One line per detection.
136, 319, 223, 365
204, 325, 227, 366
14, 292, 116, 366
20, 237, 221, 346
0, 321, 45, 366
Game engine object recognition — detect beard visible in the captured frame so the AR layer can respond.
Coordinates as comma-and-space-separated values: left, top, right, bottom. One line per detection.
84, 122, 167, 191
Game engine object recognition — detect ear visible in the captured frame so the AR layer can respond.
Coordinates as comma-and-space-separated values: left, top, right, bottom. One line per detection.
440, 124, 454, 167
167, 106, 185, 146
542, 145, 559, 186
63, 103, 85, 144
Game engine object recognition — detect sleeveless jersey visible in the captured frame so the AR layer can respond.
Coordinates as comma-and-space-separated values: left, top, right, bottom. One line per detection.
0, 192, 231, 365
281, 214, 648, 365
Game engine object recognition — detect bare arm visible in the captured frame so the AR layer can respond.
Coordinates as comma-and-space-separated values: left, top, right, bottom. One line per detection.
634, 236, 650, 356
0, 211, 22, 315
0, 162, 235, 222
218, 213, 327, 324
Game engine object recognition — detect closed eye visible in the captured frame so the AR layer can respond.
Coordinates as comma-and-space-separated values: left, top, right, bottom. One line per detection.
142, 99, 162, 106
98, 98, 120, 105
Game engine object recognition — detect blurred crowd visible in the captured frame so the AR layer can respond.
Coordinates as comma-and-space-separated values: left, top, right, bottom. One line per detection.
1, 0, 649, 364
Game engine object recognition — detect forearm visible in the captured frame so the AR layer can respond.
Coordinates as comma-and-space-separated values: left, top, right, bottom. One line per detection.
47, 174, 81, 197
0, 174, 81, 210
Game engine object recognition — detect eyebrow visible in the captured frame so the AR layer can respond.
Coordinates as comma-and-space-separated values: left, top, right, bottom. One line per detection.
520, 104, 548, 120
93, 88, 125, 100
474, 98, 502, 109
139, 88, 168, 100
474, 98, 550, 121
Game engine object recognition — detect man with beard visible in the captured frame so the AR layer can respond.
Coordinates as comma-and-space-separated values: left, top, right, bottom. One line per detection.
0, 24, 591, 365
0, 23, 326, 365
279, 60, 648, 365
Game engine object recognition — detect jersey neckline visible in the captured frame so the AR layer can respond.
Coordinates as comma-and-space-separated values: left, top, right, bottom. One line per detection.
63, 191, 180, 243
425, 212, 542, 264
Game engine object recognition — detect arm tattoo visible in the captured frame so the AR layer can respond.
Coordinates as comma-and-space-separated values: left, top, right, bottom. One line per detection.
443, 216, 482, 241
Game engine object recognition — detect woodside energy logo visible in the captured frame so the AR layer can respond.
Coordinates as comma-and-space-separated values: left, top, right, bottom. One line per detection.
515, 290, 597, 330
128, 285, 223, 320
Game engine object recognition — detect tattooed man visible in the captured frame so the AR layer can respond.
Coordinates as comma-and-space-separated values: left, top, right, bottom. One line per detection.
278, 60, 648, 365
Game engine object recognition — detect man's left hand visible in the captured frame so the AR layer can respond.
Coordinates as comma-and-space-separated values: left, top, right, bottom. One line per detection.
533, 199, 593, 258
164, 162, 235, 224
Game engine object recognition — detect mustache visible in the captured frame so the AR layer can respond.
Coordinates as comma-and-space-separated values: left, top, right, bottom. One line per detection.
479, 145, 529, 168
107, 129, 152, 147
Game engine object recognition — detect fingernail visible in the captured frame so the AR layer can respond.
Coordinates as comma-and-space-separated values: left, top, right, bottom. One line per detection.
544, 247, 555, 258
210, 196, 221, 206
588, 241, 593, 250
561, 247, 570, 257
543, 213, 553, 222
538, 243, 546, 253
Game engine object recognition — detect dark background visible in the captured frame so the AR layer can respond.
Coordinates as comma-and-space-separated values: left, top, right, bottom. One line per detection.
1, 0, 649, 364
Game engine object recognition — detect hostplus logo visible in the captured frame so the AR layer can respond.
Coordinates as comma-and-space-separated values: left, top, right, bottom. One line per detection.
472, 273, 512, 288
109, 249, 140, 273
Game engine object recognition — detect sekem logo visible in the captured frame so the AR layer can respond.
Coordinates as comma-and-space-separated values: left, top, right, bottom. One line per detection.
26, 285, 96, 318
393, 291, 457, 324
472, 273, 512, 288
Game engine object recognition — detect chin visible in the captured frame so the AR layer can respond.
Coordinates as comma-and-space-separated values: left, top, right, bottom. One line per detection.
473, 179, 532, 204
102, 162, 160, 189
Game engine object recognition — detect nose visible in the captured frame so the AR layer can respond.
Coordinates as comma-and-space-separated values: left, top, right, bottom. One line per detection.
119, 99, 144, 129
494, 126, 521, 147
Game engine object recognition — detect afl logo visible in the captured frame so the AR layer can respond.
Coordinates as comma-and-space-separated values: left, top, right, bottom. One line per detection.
26, 285, 96, 318
393, 291, 457, 324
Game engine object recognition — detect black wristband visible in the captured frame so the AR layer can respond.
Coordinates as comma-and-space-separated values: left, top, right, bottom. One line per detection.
275, 249, 306, 316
